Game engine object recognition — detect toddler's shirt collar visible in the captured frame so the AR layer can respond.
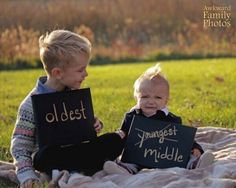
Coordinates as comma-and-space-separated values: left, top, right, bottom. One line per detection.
161, 107, 169, 116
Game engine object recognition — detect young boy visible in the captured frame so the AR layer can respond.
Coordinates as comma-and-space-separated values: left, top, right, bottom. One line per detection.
10, 30, 125, 188
104, 64, 214, 175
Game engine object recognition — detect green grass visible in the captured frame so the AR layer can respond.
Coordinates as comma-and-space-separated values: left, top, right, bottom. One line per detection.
0, 58, 236, 163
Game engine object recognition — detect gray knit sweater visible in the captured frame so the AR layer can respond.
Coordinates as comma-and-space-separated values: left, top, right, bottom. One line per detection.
10, 76, 56, 184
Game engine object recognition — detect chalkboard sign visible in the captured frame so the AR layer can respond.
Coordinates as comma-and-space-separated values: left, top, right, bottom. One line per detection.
121, 115, 197, 168
31, 88, 97, 149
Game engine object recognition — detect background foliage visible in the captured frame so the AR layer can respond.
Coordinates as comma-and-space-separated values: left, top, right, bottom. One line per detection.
0, 0, 235, 69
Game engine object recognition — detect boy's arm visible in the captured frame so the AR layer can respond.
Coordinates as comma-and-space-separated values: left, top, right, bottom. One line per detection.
10, 102, 39, 185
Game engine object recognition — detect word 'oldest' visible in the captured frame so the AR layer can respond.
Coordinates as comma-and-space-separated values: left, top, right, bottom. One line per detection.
45, 101, 86, 123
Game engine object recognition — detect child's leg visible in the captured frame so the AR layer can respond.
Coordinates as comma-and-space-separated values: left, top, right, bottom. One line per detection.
186, 154, 199, 169
103, 160, 139, 175
33, 144, 97, 175
195, 150, 215, 168
93, 132, 125, 161
33, 132, 125, 176
186, 150, 215, 170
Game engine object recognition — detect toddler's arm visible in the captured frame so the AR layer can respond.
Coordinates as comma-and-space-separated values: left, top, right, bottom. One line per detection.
191, 148, 202, 158
191, 141, 204, 157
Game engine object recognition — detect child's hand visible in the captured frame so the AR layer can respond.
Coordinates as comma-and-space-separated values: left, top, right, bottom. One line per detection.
21, 179, 41, 188
93, 116, 103, 133
192, 148, 201, 158
116, 129, 126, 139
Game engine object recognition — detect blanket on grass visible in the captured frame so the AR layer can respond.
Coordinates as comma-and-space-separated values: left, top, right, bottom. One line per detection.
1, 127, 236, 188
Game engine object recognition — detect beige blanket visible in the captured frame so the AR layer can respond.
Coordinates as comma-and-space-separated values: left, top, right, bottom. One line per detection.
1, 127, 236, 188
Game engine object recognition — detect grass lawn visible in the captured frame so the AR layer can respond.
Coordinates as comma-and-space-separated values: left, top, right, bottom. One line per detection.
0, 58, 235, 163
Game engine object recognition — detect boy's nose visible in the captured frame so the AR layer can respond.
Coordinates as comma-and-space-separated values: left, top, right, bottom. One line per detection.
84, 70, 88, 77
150, 97, 159, 104
147, 98, 155, 104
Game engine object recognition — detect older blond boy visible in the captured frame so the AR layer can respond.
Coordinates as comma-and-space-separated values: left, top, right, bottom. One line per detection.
11, 30, 125, 188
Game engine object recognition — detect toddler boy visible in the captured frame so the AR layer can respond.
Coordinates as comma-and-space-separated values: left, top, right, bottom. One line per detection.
104, 64, 214, 174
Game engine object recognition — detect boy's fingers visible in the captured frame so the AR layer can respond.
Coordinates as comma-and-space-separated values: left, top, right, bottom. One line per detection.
93, 117, 103, 129
94, 121, 99, 128
95, 123, 102, 132
116, 130, 126, 139
93, 117, 99, 126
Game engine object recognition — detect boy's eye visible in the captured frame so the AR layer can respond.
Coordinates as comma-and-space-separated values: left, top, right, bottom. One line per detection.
155, 96, 162, 99
77, 68, 84, 72
141, 95, 149, 98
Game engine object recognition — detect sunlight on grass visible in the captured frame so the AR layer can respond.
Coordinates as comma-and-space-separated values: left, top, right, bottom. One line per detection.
0, 58, 235, 161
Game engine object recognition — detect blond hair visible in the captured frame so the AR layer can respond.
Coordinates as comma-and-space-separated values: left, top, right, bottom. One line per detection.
39, 29, 91, 74
133, 63, 169, 98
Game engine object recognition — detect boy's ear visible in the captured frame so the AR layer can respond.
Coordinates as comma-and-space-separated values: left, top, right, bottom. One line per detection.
51, 67, 63, 79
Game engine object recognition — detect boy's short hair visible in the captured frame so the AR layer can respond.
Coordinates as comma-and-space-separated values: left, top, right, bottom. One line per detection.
133, 63, 169, 98
39, 29, 91, 74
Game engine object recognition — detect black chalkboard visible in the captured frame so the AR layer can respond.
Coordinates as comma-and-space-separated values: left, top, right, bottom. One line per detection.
121, 115, 197, 168
31, 88, 97, 149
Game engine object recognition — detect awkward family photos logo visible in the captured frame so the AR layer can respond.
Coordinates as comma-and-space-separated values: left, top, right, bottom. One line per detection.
203, 4, 231, 28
